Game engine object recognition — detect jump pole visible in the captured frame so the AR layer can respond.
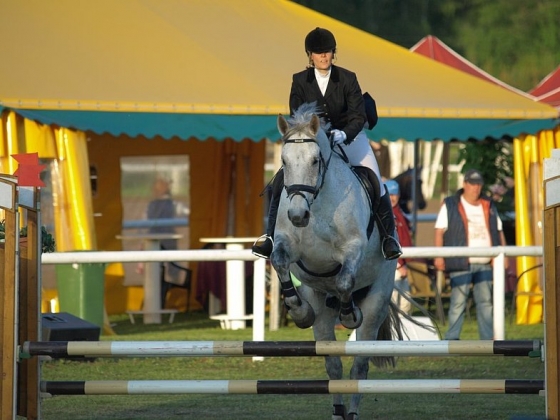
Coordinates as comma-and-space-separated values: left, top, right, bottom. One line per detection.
40, 379, 544, 396
22, 339, 542, 359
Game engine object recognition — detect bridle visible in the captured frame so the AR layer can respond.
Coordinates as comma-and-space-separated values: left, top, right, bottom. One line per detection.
282, 136, 333, 209
283, 134, 347, 278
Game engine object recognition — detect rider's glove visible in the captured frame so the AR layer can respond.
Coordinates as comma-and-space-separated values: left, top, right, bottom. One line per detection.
331, 129, 347, 145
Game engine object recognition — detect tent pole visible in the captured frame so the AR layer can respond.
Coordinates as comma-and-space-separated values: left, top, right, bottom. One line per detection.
411, 139, 420, 244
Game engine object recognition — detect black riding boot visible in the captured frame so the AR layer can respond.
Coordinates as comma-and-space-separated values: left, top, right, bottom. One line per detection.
377, 189, 403, 260
355, 166, 402, 261
252, 169, 284, 259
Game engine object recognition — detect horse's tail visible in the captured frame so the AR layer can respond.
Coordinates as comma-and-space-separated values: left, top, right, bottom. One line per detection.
370, 301, 439, 368
370, 301, 403, 368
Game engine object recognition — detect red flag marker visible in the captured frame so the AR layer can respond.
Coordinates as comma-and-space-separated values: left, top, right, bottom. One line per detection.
12, 152, 46, 187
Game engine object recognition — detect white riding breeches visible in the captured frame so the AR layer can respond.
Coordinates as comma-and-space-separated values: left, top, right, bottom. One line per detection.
338, 130, 384, 195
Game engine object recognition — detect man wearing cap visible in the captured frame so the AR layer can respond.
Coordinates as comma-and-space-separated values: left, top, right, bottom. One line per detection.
386, 179, 413, 313
434, 169, 507, 340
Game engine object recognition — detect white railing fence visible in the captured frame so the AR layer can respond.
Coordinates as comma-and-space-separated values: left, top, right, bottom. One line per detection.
42, 246, 543, 344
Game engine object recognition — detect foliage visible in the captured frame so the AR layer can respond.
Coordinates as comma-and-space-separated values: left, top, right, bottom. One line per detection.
0, 221, 55, 253
456, 0, 560, 90
457, 139, 515, 221
293, 0, 455, 47
292, 0, 560, 90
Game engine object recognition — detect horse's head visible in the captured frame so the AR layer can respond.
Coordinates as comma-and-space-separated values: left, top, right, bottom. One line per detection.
395, 167, 426, 214
277, 103, 330, 228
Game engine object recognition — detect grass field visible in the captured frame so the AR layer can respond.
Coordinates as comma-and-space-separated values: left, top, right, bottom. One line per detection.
37, 311, 546, 420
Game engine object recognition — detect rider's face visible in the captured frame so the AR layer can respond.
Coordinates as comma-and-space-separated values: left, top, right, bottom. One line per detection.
310, 51, 333, 72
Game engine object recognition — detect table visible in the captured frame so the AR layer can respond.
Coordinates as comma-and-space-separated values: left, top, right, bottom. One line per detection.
117, 233, 183, 324
199, 237, 257, 330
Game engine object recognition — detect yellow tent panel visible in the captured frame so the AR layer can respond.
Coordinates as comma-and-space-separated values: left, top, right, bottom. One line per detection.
0, 0, 557, 142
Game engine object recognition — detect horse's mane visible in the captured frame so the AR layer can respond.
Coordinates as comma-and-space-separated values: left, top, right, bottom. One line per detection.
284, 102, 330, 140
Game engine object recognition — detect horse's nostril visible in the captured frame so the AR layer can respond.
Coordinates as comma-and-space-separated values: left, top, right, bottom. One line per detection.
287, 209, 310, 228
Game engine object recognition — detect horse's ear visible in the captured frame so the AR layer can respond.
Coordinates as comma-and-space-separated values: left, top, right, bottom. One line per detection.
277, 114, 289, 136
310, 114, 320, 135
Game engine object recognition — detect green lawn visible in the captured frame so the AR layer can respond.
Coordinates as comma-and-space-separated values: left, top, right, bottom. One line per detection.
37, 311, 545, 420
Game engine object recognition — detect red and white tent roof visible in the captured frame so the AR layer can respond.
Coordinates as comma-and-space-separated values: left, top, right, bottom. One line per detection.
529, 65, 560, 108
410, 35, 535, 100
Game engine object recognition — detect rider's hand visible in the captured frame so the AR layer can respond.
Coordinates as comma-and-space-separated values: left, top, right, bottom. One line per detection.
331, 129, 347, 145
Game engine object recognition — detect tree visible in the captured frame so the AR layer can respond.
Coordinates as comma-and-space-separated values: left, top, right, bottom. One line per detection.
455, 0, 560, 90
457, 138, 515, 222
293, 0, 458, 47
291, 0, 560, 90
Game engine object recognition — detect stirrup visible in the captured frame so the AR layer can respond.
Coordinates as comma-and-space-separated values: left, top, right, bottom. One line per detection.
381, 236, 402, 261
251, 234, 274, 259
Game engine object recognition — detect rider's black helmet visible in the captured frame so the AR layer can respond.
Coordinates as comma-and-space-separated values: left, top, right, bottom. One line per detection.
304, 27, 336, 54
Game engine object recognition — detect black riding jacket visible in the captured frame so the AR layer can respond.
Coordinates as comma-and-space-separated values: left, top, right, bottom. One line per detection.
289, 65, 367, 142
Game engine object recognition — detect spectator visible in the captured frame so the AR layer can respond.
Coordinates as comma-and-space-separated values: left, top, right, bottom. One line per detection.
386, 180, 413, 314
434, 169, 507, 340
145, 177, 178, 250
136, 177, 184, 306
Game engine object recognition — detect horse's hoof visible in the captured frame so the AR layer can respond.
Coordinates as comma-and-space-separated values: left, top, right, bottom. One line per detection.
332, 404, 346, 420
339, 307, 363, 329
291, 309, 315, 329
347, 413, 359, 420
289, 300, 315, 329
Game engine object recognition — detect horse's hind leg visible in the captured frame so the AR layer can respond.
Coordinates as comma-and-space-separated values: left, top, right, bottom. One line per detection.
270, 242, 315, 329
347, 292, 393, 418
305, 288, 346, 420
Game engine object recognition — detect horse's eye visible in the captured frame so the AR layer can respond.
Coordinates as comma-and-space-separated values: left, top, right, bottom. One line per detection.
313, 158, 319, 165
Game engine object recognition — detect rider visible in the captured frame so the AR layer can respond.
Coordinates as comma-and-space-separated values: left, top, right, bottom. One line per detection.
252, 27, 402, 261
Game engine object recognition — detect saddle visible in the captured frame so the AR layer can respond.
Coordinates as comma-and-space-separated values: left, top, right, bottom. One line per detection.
351, 166, 381, 240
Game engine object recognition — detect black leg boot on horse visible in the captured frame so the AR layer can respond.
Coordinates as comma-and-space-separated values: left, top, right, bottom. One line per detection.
252, 168, 284, 259
356, 166, 402, 260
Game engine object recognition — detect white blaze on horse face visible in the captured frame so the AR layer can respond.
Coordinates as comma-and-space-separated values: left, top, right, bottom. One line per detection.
282, 135, 321, 228
282, 134, 319, 186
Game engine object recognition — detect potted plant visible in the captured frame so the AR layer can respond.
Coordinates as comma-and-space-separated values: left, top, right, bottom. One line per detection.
458, 138, 516, 244
0, 220, 56, 253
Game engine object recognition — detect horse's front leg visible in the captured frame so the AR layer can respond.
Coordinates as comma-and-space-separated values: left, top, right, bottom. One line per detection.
337, 265, 363, 330
270, 239, 315, 329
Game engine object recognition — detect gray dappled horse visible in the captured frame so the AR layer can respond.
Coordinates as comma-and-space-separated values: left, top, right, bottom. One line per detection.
270, 104, 404, 420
